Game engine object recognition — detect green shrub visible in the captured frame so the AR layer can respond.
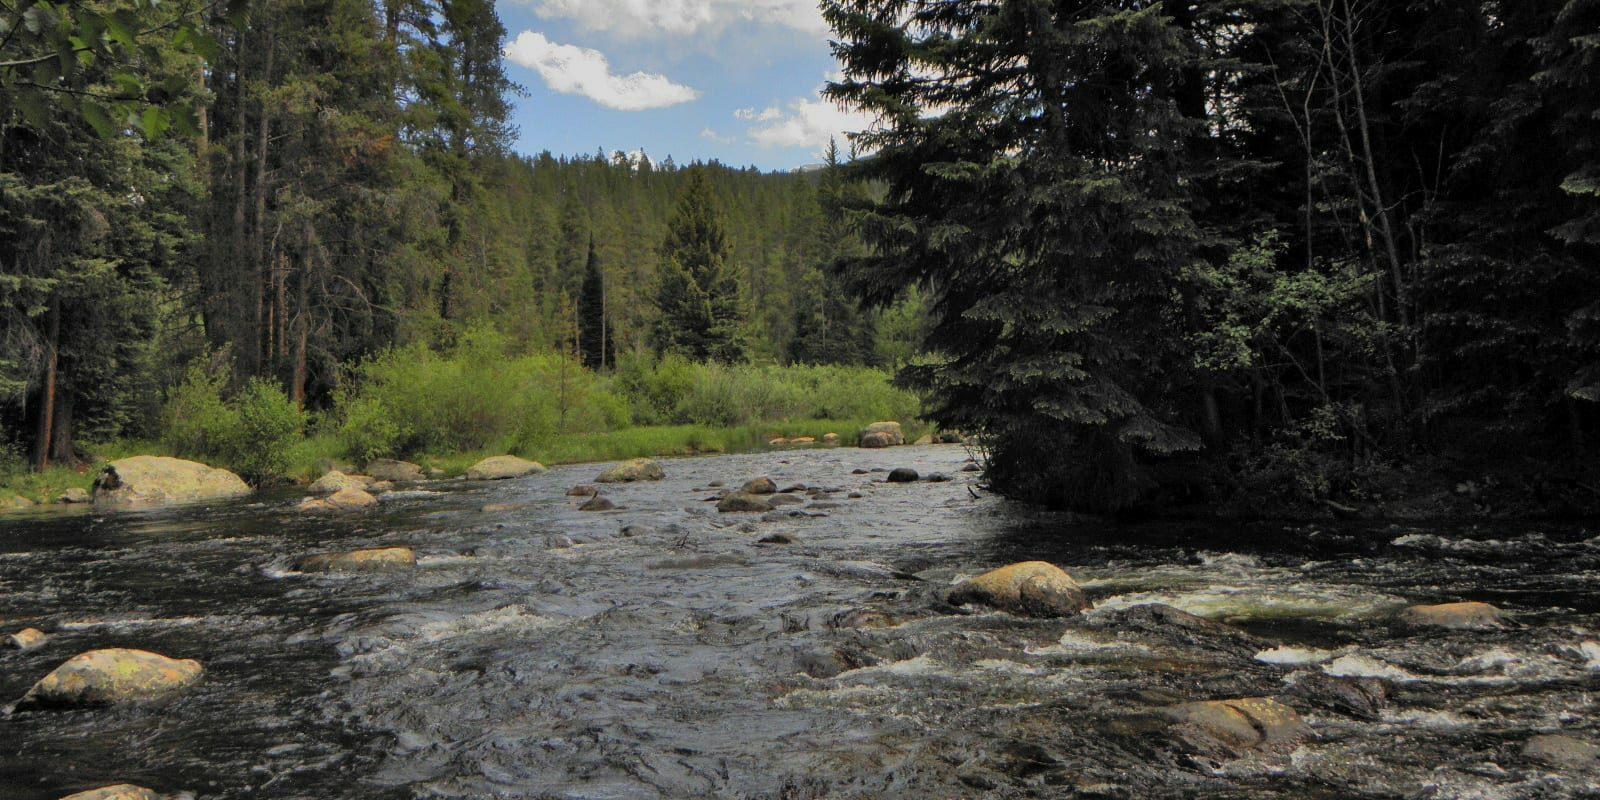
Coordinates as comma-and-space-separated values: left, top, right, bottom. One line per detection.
338, 396, 409, 463
161, 367, 304, 484
163, 363, 237, 460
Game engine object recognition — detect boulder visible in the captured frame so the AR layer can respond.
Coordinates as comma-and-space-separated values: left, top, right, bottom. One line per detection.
298, 546, 416, 573
947, 561, 1090, 617
308, 470, 367, 494
1522, 734, 1600, 769
57, 487, 90, 504
92, 456, 250, 509
936, 431, 964, 444
18, 648, 202, 708
365, 459, 423, 482
1399, 601, 1504, 630
1285, 672, 1390, 721
857, 421, 905, 447
595, 458, 665, 483
822, 433, 840, 445
926, 473, 952, 483
6, 627, 47, 651
1, 495, 36, 511
297, 486, 377, 513
579, 495, 616, 512
757, 531, 800, 545
567, 484, 597, 497
741, 477, 778, 495
914, 434, 934, 446
887, 468, 919, 483
962, 462, 982, 473
768, 493, 804, 507
768, 438, 789, 447
466, 455, 546, 481
1153, 698, 1308, 756
718, 492, 773, 513
790, 436, 817, 445
59, 785, 161, 800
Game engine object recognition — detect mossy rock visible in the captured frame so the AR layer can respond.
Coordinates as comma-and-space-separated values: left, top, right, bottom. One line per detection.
18, 648, 202, 709
92, 456, 250, 510
298, 546, 416, 573
466, 456, 546, 481
595, 458, 665, 483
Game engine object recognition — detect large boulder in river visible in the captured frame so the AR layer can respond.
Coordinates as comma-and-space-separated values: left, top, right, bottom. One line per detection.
17, 648, 202, 709
466, 455, 546, 481
59, 785, 162, 800
947, 561, 1090, 617
740, 477, 777, 495
1399, 601, 1504, 630
595, 458, 664, 483
1150, 698, 1308, 757
365, 459, 424, 482
297, 486, 377, 513
92, 456, 250, 510
298, 546, 415, 573
308, 470, 366, 494
857, 421, 904, 448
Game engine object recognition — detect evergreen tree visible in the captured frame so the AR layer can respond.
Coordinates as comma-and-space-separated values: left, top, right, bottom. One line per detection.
577, 236, 609, 369
652, 170, 748, 362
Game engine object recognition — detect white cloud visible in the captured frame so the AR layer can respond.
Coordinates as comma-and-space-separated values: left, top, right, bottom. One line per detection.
744, 94, 878, 155
503, 31, 700, 111
526, 0, 826, 40
699, 127, 736, 144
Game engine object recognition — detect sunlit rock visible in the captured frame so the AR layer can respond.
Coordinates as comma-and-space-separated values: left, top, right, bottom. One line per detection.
1398, 601, 1504, 630
297, 546, 416, 573
857, 421, 904, 447
1151, 697, 1308, 756
92, 456, 250, 509
947, 561, 1090, 617
58, 785, 162, 800
717, 492, 773, 513
308, 470, 367, 494
466, 455, 546, 481
364, 459, 423, 482
57, 487, 90, 504
18, 648, 202, 708
741, 477, 777, 494
595, 458, 664, 483
297, 486, 377, 513
6, 627, 47, 651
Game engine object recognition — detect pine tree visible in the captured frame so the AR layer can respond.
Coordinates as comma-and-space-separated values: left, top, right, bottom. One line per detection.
652, 169, 747, 362
577, 236, 609, 369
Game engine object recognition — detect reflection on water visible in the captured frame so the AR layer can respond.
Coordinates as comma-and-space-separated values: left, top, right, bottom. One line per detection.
1, 446, 1597, 798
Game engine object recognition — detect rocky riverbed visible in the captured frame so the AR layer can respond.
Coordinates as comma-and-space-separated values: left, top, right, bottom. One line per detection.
1, 445, 1598, 798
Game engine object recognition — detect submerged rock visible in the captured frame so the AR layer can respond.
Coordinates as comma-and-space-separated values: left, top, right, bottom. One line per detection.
887, 468, 919, 483
757, 531, 800, 545
92, 456, 250, 509
1399, 601, 1504, 630
718, 492, 773, 513
962, 462, 982, 472
308, 470, 366, 494
18, 648, 202, 708
741, 477, 778, 495
466, 455, 546, 481
567, 484, 597, 497
365, 459, 424, 482
480, 503, 526, 514
1083, 603, 1268, 659
298, 546, 416, 573
579, 495, 616, 512
59, 785, 162, 800
595, 458, 665, 483
947, 561, 1090, 617
1522, 734, 1600, 769
857, 421, 905, 447
1285, 672, 1390, 721
767, 493, 804, 507
1151, 697, 1308, 757
6, 627, 47, 651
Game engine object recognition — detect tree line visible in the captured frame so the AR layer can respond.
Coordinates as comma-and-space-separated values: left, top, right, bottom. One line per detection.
824, 0, 1599, 511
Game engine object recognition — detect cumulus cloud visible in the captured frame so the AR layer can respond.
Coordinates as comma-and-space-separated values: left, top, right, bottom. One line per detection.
699, 127, 736, 144
744, 94, 878, 155
503, 31, 700, 111
527, 0, 826, 40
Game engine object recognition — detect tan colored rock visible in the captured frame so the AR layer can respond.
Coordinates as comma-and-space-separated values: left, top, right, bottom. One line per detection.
365, 459, 423, 482
58, 487, 91, 504
1523, 734, 1600, 769
59, 785, 161, 800
768, 438, 789, 447
6, 627, 47, 651
297, 486, 377, 513
914, 434, 934, 446
298, 546, 416, 573
595, 458, 664, 483
790, 436, 817, 445
1399, 601, 1504, 630
947, 561, 1090, 617
1, 494, 36, 511
857, 421, 905, 447
92, 456, 250, 509
480, 503, 526, 513
308, 470, 367, 494
466, 455, 546, 481
741, 477, 777, 495
18, 648, 202, 708
822, 433, 840, 445
1156, 697, 1308, 754
567, 484, 597, 497
717, 492, 773, 513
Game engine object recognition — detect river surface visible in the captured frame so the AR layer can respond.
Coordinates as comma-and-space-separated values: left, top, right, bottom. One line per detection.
1, 446, 1598, 798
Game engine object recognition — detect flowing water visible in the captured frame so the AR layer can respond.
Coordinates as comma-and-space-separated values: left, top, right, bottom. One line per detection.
1, 446, 1598, 798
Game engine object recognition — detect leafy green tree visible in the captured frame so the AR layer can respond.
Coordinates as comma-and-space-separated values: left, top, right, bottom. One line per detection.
652, 169, 748, 362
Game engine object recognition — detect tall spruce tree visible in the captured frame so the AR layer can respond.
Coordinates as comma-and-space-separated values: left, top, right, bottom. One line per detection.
577, 236, 609, 369
824, 0, 1202, 511
652, 169, 747, 362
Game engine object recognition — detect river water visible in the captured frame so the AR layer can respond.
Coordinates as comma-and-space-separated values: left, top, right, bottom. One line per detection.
1, 446, 1597, 798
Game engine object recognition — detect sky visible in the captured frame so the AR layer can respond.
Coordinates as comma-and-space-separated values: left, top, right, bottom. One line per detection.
494, 0, 874, 172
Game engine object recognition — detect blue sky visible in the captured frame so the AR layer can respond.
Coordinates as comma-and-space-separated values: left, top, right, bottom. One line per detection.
494, 0, 873, 172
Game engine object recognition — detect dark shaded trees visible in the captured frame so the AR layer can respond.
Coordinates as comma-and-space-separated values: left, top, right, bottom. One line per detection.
652, 170, 748, 363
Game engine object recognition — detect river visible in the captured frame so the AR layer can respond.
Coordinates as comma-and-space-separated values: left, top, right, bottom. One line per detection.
1, 445, 1597, 798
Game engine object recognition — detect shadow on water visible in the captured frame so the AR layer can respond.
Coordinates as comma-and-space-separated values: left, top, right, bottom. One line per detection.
1, 446, 1598, 798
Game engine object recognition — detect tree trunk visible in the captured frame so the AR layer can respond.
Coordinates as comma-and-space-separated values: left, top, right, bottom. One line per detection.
253, 30, 276, 374
48, 389, 74, 466
31, 298, 60, 472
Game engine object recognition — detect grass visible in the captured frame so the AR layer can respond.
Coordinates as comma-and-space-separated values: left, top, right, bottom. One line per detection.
0, 463, 98, 507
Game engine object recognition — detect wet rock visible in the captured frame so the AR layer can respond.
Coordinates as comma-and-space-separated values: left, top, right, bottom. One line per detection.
1083, 604, 1267, 659
308, 470, 366, 494
6, 627, 47, 650
566, 484, 597, 497
1152, 697, 1308, 757
857, 421, 905, 447
466, 455, 546, 481
790, 436, 817, 445
57, 487, 90, 504
365, 459, 424, 482
59, 785, 162, 800
851, 468, 869, 475
757, 531, 800, 545
707, 480, 725, 488
1522, 734, 1600, 769
848, 492, 865, 499
925, 473, 951, 483
1399, 601, 1504, 630
768, 438, 789, 446
480, 503, 526, 513
809, 502, 842, 510
887, 468, 919, 483
579, 495, 616, 512
718, 492, 773, 513
822, 432, 840, 444
767, 493, 805, 507
830, 608, 899, 629
948, 561, 1090, 617
545, 535, 574, 549
936, 431, 964, 444
741, 477, 778, 494
18, 648, 203, 708
647, 553, 751, 570
1285, 672, 1389, 721
962, 462, 982, 472
92, 456, 251, 509
297, 486, 377, 513
619, 524, 658, 537
780, 483, 808, 493
298, 546, 416, 573
595, 458, 665, 483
